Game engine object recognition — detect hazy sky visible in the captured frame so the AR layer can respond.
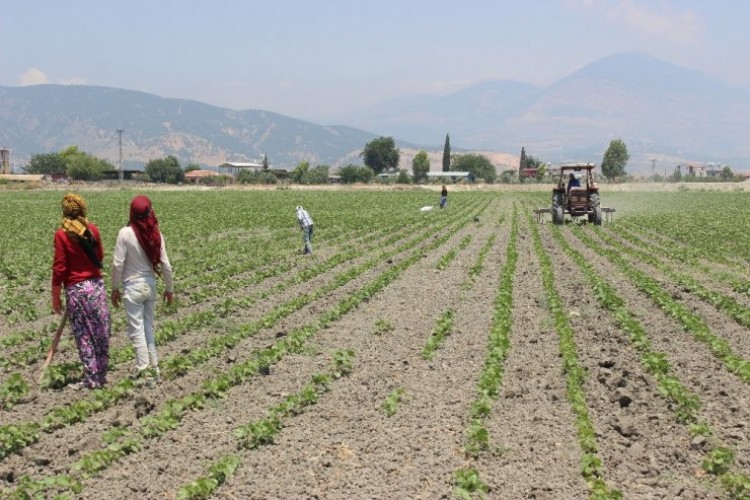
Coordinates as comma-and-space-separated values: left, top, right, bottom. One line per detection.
2, 0, 748, 122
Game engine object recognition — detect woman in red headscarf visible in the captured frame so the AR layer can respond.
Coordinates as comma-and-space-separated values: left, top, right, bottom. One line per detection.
52, 193, 111, 389
110, 195, 174, 385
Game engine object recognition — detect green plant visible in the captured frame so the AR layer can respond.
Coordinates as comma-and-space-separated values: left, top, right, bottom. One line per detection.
421, 309, 455, 360
702, 447, 735, 476
0, 373, 29, 409
465, 420, 490, 457
373, 318, 394, 335
453, 467, 488, 499
688, 421, 712, 437
177, 455, 241, 500
383, 388, 405, 417
333, 349, 355, 379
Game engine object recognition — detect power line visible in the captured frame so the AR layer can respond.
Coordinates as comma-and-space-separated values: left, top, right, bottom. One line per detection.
116, 129, 125, 182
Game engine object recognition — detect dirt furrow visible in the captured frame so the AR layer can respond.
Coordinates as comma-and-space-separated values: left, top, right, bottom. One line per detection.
476, 224, 588, 499
561, 226, 750, 481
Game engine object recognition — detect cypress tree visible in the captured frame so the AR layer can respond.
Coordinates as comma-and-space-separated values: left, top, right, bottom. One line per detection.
519, 147, 527, 183
442, 133, 451, 172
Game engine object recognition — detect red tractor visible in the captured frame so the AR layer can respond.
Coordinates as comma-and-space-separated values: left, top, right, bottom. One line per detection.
551, 163, 603, 225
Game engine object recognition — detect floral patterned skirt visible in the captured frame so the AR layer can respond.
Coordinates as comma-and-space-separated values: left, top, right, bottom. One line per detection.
65, 277, 111, 388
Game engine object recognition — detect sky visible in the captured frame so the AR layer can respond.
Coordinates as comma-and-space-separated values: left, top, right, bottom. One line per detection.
1, 0, 749, 123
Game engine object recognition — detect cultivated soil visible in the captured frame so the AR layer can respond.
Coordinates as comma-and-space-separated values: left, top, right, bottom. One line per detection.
1, 192, 748, 499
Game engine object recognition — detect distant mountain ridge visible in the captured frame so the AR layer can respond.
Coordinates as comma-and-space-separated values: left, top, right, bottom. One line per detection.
340, 52, 750, 170
0, 85, 379, 171
1, 52, 749, 173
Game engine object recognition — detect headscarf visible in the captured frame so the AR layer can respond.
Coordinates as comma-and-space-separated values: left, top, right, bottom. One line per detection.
60, 193, 102, 268
129, 195, 162, 272
61, 193, 88, 237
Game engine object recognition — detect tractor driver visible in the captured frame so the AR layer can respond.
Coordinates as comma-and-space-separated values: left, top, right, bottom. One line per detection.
566, 172, 581, 195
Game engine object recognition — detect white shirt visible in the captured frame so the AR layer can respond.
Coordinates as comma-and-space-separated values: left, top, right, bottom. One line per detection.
111, 226, 173, 292
296, 207, 313, 228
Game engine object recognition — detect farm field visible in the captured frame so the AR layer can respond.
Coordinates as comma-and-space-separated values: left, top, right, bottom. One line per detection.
0, 187, 749, 499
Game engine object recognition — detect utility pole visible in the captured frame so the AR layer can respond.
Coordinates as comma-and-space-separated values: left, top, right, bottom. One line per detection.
117, 129, 125, 182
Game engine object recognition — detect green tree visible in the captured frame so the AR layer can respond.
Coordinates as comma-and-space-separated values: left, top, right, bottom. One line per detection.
518, 147, 527, 182
412, 150, 430, 183
184, 164, 201, 173
396, 169, 411, 184
601, 139, 629, 180
442, 134, 451, 172
304, 165, 329, 184
237, 169, 277, 184
452, 153, 496, 183
50, 146, 113, 180
290, 160, 310, 183
522, 154, 547, 182
262, 154, 269, 171
499, 170, 517, 184
338, 164, 374, 184
361, 136, 400, 174
145, 155, 184, 184
66, 153, 110, 180
720, 165, 734, 181
24, 152, 67, 175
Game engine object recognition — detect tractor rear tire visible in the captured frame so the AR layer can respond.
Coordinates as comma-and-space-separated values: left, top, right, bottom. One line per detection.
553, 207, 564, 225
588, 192, 602, 225
552, 192, 564, 225
590, 207, 602, 225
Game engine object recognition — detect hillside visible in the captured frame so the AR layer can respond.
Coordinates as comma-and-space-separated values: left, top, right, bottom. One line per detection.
342, 52, 750, 170
2, 52, 749, 174
0, 85, 379, 171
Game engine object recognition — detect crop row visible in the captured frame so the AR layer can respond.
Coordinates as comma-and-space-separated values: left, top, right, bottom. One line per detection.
608, 224, 750, 296
593, 228, 750, 329
572, 226, 750, 383
0, 205, 477, 462
1, 199, 483, 413
453, 207, 517, 498
552, 226, 750, 498
530, 218, 621, 498
3, 201, 479, 498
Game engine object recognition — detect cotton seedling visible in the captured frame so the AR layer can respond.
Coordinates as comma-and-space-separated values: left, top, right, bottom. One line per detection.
373, 318, 394, 335
453, 467, 488, 499
383, 388, 405, 417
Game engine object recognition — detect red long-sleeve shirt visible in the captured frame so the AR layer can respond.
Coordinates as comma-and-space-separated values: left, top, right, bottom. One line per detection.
52, 224, 104, 287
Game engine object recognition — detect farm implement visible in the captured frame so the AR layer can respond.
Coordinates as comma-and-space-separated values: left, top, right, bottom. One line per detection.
534, 162, 615, 224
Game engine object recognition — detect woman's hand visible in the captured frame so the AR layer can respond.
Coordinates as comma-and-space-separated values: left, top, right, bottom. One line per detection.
164, 291, 174, 306
111, 289, 122, 308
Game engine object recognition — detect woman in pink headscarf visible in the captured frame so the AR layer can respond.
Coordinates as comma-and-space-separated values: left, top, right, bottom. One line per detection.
111, 195, 174, 385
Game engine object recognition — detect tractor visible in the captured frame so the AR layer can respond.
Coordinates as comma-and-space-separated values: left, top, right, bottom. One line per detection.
550, 162, 605, 225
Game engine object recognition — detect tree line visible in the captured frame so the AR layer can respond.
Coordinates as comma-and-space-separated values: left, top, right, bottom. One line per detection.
21, 135, 738, 185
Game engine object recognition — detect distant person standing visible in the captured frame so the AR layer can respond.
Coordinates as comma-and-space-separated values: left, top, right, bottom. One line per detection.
439, 184, 448, 208
111, 195, 174, 385
52, 193, 111, 389
296, 205, 314, 255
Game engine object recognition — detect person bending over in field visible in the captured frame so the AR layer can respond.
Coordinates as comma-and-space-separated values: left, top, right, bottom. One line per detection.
111, 195, 174, 386
52, 193, 111, 389
296, 205, 314, 255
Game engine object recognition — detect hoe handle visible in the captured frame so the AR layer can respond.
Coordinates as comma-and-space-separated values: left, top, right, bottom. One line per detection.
38, 310, 68, 383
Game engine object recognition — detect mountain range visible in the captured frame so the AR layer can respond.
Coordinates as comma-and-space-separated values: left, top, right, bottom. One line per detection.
1, 52, 749, 174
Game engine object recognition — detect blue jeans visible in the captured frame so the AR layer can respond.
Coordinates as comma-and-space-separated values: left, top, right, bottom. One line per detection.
440, 196, 447, 208
123, 277, 158, 371
302, 225, 314, 254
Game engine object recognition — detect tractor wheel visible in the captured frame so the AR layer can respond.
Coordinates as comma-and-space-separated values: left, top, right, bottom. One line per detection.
588, 192, 602, 225
553, 207, 564, 225
552, 191, 564, 224
590, 207, 602, 225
